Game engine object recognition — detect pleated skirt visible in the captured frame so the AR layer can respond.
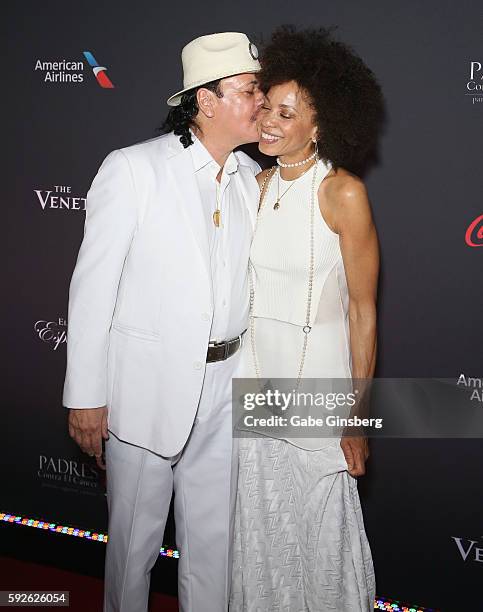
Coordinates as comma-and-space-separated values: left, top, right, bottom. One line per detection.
230, 435, 375, 611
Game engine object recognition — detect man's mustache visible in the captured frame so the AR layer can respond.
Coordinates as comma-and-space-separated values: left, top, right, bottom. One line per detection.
250, 106, 264, 122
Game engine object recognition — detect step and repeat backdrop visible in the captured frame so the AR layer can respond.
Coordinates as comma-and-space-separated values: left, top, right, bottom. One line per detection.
4, 1, 482, 610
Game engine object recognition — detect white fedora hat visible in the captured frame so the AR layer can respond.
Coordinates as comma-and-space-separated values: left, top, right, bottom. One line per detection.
166, 32, 261, 107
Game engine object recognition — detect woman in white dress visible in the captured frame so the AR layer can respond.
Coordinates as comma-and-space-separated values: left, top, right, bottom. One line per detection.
230, 26, 384, 611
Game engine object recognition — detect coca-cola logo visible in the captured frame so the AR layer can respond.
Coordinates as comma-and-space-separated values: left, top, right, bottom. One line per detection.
34, 318, 67, 350
465, 214, 483, 247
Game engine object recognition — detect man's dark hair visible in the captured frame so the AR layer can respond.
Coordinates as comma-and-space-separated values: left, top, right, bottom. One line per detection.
161, 80, 224, 148
259, 25, 386, 174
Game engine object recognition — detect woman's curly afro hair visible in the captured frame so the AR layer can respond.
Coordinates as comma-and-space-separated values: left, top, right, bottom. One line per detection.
259, 25, 385, 174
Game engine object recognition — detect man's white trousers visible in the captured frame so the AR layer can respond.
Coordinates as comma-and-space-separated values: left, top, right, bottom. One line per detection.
103, 351, 240, 612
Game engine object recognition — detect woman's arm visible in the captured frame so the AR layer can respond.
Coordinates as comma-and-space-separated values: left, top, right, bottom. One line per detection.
323, 172, 380, 476
335, 176, 379, 381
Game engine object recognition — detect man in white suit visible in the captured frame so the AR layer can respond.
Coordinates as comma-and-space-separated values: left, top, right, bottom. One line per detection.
63, 32, 264, 612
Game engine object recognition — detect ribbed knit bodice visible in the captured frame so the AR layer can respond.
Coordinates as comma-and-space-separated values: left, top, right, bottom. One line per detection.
250, 159, 348, 328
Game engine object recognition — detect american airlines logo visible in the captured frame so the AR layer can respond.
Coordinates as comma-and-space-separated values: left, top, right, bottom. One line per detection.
34, 50, 115, 88
83, 51, 115, 88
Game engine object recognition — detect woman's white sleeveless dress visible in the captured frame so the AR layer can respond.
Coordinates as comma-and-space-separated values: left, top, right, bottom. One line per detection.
230, 160, 376, 611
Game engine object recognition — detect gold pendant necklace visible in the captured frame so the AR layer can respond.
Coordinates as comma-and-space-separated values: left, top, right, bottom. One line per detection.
213, 180, 221, 227
274, 160, 316, 210
274, 175, 296, 210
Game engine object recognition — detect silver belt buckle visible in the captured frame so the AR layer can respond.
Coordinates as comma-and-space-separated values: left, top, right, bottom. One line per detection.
208, 339, 228, 361
209, 330, 246, 361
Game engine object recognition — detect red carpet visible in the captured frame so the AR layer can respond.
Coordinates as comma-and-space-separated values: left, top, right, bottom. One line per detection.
0, 555, 439, 611
0, 557, 178, 611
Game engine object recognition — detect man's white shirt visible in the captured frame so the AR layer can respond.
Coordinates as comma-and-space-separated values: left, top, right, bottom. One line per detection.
189, 132, 253, 341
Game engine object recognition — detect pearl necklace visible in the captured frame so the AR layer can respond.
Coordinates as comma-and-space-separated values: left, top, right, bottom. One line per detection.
277, 149, 317, 168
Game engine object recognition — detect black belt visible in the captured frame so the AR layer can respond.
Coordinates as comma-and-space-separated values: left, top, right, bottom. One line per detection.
206, 330, 246, 363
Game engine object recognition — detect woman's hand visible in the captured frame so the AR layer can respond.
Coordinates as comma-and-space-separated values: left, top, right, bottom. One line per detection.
340, 435, 369, 477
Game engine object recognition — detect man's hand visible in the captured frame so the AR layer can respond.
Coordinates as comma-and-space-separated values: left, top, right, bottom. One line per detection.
68, 406, 109, 470
340, 435, 369, 478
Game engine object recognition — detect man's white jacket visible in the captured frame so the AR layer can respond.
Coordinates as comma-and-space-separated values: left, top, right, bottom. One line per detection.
63, 132, 260, 456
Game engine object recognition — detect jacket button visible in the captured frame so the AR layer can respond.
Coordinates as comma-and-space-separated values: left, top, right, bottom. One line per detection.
201, 312, 210, 321
193, 361, 203, 370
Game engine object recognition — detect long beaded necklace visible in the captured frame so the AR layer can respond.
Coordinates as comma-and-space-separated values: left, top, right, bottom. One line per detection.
248, 158, 320, 391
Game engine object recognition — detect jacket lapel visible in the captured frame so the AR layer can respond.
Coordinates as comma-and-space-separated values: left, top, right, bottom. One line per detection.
166, 134, 210, 281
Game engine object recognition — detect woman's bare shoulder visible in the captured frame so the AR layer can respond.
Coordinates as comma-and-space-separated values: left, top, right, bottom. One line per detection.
321, 167, 367, 202
318, 167, 370, 234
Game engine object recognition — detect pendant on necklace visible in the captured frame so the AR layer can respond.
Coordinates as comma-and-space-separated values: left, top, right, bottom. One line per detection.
213, 210, 221, 227
273, 201, 280, 210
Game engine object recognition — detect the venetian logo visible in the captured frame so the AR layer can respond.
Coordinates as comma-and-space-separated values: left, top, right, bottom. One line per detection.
34, 185, 86, 211
452, 536, 483, 563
